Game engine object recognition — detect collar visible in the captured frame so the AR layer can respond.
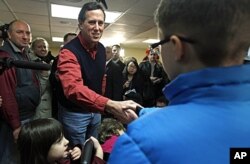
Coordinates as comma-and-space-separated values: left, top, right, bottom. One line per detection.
113, 58, 120, 63
150, 62, 156, 66
78, 33, 97, 59
164, 64, 250, 104
106, 58, 112, 66
7, 40, 25, 53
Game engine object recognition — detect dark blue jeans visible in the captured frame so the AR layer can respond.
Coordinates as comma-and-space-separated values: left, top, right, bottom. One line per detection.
58, 103, 101, 147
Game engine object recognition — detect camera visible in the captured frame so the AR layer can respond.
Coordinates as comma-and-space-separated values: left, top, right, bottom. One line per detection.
0, 24, 9, 40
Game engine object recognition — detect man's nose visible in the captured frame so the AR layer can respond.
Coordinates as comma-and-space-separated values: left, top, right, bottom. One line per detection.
94, 22, 101, 29
22, 33, 29, 39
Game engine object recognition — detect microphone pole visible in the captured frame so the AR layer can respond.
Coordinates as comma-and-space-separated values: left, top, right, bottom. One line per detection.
0, 57, 51, 71
81, 139, 94, 164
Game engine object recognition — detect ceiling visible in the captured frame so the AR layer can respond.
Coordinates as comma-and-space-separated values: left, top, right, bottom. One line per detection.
0, 0, 161, 49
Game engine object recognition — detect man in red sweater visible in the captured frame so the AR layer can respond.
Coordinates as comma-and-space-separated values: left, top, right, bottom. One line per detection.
55, 2, 139, 151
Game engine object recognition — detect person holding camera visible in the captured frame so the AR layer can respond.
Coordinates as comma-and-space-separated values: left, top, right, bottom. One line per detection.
0, 23, 9, 46
0, 20, 40, 164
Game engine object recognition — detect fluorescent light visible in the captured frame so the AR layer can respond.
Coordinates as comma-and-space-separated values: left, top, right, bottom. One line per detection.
143, 39, 159, 44
51, 4, 80, 19
51, 4, 122, 23
105, 11, 122, 23
100, 36, 126, 47
52, 37, 63, 42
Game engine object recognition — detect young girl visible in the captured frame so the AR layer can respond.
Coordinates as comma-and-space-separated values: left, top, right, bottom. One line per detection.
99, 118, 125, 161
18, 118, 104, 164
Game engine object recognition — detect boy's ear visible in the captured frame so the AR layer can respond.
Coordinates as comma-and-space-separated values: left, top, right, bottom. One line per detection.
170, 35, 184, 61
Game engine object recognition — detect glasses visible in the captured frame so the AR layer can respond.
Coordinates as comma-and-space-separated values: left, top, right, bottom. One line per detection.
150, 35, 195, 49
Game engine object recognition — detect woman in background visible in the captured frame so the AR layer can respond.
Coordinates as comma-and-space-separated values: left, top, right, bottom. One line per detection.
122, 60, 145, 105
30, 37, 53, 119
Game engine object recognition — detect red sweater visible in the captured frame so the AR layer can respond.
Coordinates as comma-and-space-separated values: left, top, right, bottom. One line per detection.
57, 34, 109, 113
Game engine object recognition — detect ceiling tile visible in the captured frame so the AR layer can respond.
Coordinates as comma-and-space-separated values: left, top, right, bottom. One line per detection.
0, 0, 161, 49
115, 13, 152, 26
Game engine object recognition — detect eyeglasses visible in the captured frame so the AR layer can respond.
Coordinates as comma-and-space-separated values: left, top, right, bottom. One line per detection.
150, 35, 195, 49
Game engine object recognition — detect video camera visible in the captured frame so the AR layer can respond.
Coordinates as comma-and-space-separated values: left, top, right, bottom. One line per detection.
0, 24, 9, 40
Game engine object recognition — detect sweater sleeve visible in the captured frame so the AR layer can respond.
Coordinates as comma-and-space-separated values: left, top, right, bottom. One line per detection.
57, 49, 109, 113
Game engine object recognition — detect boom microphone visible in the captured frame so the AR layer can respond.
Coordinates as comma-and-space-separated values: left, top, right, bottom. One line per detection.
81, 139, 94, 164
0, 57, 51, 70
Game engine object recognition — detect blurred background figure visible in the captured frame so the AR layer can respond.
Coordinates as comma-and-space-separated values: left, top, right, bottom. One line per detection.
112, 44, 125, 72
155, 96, 168, 107
30, 37, 52, 119
63, 32, 77, 46
99, 118, 125, 161
122, 59, 144, 105
139, 47, 169, 107
102, 46, 123, 120
104, 46, 123, 101
50, 32, 76, 119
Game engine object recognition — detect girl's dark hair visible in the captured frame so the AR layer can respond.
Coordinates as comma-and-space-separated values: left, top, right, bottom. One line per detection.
18, 118, 63, 164
99, 118, 125, 144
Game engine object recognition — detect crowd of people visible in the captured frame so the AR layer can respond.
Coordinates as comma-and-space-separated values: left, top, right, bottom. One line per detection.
1, 0, 250, 163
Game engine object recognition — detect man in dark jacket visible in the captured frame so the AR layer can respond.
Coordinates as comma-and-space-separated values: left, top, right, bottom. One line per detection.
0, 20, 40, 164
104, 46, 123, 101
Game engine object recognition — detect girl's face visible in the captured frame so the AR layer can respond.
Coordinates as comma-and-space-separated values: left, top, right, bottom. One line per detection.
47, 136, 69, 163
127, 62, 137, 75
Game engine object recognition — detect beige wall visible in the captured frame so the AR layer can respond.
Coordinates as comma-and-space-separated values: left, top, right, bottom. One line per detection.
50, 47, 61, 57
122, 46, 147, 64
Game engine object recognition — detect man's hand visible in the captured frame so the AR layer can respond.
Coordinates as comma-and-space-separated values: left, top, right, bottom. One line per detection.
13, 126, 21, 143
105, 100, 142, 124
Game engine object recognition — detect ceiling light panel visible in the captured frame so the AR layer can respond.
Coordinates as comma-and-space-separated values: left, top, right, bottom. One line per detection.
51, 4, 122, 23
